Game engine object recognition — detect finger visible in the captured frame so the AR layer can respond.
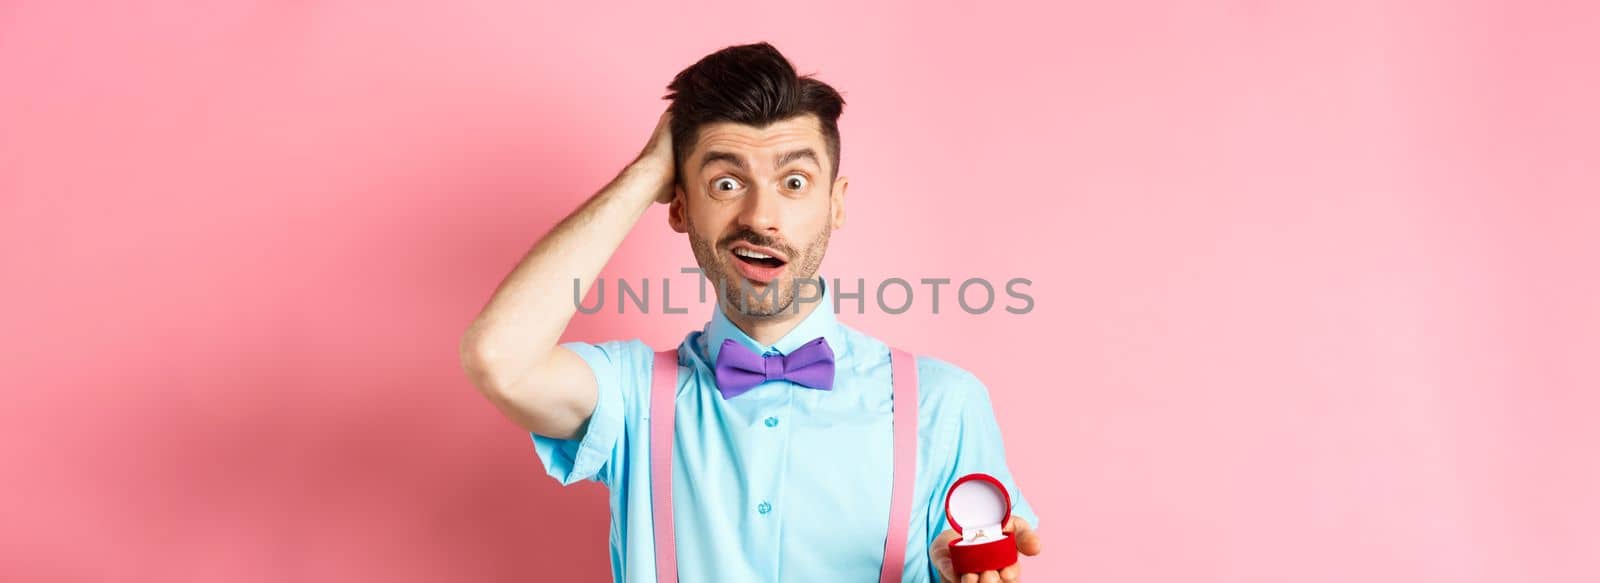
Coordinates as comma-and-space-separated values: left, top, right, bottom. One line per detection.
961, 574, 979, 583
1017, 528, 1043, 557
1003, 517, 1042, 556
980, 571, 1002, 583
1000, 563, 1021, 582
1003, 516, 1029, 535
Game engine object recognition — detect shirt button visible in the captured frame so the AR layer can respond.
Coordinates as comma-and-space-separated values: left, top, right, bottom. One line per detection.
764, 416, 779, 428
757, 501, 772, 515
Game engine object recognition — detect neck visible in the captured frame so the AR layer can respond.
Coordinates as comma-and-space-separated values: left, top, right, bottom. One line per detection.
721, 291, 822, 346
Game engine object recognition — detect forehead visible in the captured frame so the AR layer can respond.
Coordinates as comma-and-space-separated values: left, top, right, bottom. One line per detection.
688, 114, 828, 172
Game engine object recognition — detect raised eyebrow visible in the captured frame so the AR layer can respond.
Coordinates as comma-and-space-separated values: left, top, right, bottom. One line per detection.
699, 150, 747, 173
776, 148, 821, 170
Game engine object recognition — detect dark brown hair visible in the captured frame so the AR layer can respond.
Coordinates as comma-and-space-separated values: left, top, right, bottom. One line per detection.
663, 42, 846, 185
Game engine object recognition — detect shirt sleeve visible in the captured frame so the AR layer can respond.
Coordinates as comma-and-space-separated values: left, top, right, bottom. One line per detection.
529, 339, 635, 487
925, 370, 1040, 579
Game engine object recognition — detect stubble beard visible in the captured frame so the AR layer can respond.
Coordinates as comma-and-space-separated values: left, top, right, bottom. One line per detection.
686, 211, 830, 319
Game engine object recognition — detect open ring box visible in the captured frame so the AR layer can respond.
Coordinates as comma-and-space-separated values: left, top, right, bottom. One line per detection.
944, 472, 1018, 574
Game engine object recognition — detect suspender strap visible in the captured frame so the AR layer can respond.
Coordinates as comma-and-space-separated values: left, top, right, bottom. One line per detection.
650, 349, 680, 583
649, 346, 918, 583
881, 347, 918, 583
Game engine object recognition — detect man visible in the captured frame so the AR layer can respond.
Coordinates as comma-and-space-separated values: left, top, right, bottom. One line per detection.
460, 42, 1043, 582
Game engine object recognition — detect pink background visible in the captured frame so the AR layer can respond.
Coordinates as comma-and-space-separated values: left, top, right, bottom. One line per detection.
3, 1, 1596, 581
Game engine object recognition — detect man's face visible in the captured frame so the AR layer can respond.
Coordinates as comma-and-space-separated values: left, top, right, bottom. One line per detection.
668, 113, 848, 318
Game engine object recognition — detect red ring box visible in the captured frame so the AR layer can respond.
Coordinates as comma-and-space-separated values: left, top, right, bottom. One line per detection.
944, 472, 1018, 574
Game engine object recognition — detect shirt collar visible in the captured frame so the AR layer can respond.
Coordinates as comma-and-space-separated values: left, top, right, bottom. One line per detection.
704, 276, 844, 364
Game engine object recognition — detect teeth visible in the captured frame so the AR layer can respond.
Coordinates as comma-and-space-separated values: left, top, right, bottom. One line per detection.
734, 248, 774, 260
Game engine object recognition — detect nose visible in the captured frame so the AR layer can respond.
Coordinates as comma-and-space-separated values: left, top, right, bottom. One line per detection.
735, 182, 780, 234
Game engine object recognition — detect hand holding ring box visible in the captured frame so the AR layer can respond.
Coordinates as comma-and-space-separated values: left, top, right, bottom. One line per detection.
943, 472, 1018, 574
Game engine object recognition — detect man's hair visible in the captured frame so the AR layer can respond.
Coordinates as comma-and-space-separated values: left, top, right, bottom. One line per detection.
663, 42, 846, 185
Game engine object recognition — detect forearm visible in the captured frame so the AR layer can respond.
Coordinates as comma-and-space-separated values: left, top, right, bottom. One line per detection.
461, 159, 665, 389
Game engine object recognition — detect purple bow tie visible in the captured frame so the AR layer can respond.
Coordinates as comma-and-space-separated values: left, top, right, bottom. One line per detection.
713, 337, 836, 399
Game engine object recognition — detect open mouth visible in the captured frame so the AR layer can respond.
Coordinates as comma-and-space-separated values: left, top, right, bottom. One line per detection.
727, 243, 789, 284
732, 247, 787, 269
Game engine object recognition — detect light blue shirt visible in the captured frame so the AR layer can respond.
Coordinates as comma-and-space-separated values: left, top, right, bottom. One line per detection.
532, 277, 1039, 582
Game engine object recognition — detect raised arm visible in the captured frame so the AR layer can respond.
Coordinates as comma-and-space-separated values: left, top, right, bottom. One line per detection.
458, 111, 677, 440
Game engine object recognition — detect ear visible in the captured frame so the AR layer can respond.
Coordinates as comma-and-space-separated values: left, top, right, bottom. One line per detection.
667, 183, 689, 233
830, 175, 848, 230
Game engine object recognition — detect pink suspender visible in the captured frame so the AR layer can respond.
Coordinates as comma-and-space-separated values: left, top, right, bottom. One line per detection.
649, 347, 919, 583
650, 349, 680, 583
881, 347, 919, 583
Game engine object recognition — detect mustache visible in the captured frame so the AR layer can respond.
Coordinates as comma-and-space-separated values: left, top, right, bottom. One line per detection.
719, 229, 793, 257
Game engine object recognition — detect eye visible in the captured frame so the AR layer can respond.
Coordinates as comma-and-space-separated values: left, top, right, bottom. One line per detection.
783, 174, 809, 191
712, 177, 742, 192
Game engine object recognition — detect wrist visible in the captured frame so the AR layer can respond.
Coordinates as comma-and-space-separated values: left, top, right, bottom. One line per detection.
626, 152, 672, 179
609, 158, 674, 206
